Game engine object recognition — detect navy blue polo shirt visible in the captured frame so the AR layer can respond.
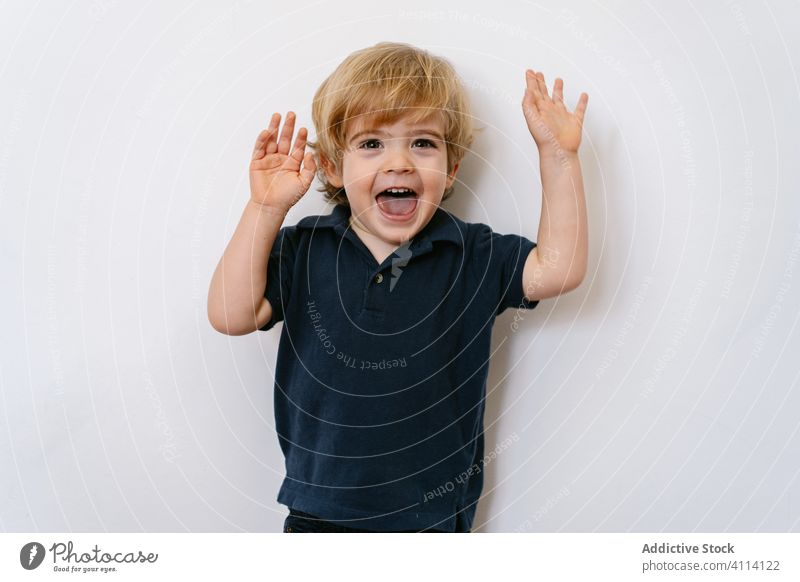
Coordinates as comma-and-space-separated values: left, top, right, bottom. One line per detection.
259, 203, 538, 532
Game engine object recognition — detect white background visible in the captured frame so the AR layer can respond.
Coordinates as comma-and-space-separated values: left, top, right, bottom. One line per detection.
1, 0, 798, 533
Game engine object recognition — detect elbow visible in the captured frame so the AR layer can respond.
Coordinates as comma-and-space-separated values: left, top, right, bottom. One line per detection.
522, 270, 586, 302
207, 297, 270, 336
207, 310, 233, 335
207, 305, 251, 336
562, 270, 586, 293
208, 317, 254, 336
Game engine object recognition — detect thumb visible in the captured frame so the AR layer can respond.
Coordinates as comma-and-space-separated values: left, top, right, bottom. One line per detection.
299, 153, 317, 191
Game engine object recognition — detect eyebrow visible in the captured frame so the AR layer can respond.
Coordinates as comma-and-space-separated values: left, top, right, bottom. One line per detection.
349, 128, 445, 143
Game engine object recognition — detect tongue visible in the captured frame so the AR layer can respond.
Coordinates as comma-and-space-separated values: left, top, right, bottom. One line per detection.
376, 193, 417, 216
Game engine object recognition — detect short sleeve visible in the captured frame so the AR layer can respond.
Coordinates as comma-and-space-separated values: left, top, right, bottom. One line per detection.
258, 225, 299, 332
471, 224, 539, 316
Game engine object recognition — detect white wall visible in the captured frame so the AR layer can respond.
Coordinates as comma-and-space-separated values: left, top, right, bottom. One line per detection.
1, 0, 798, 532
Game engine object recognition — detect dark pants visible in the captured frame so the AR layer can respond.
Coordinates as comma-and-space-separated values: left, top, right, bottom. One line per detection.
282, 508, 455, 533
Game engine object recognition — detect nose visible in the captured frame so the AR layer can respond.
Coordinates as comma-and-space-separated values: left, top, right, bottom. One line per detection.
381, 142, 414, 173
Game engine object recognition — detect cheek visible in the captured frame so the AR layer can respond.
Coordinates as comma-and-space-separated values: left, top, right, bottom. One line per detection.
342, 160, 375, 189
421, 164, 449, 187
423, 154, 449, 174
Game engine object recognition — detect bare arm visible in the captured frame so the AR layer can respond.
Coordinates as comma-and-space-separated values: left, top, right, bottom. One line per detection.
523, 150, 588, 300
519, 69, 589, 301
207, 111, 316, 335
207, 201, 286, 335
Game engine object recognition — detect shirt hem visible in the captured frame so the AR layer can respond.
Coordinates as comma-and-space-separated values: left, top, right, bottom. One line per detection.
277, 480, 460, 532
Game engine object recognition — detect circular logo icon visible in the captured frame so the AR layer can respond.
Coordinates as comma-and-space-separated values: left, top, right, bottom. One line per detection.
20, 542, 46, 570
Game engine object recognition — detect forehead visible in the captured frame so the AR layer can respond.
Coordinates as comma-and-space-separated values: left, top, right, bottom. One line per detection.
345, 111, 445, 139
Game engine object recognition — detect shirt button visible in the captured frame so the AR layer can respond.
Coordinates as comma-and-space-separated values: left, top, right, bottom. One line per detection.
374, 273, 384, 284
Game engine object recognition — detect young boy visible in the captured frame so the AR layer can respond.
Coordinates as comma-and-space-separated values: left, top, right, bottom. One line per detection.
207, 42, 588, 533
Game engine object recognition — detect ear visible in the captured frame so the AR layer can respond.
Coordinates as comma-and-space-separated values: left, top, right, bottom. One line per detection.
320, 154, 344, 189
445, 162, 460, 190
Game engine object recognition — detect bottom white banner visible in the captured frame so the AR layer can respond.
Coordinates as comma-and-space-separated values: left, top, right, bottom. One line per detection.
1, 533, 797, 581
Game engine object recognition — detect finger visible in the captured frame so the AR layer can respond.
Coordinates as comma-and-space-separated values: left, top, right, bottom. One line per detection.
277, 111, 296, 155
264, 112, 281, 155
522, 92, 540, 121
574, 92, 589, 124
525, 69, 543, 101
251, 113, 281, 159
536, 72, 549, 100
553, 78, 564, 104
251, 128, 274, 160
290, 126, 309, 163
299, 152, 317, 190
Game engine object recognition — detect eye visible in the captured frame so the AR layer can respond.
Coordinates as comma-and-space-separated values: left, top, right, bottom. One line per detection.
358, 139, 382, 149
413, 138, 437, 148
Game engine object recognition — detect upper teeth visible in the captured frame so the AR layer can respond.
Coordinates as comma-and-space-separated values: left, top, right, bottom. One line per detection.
386, 188, 413, 193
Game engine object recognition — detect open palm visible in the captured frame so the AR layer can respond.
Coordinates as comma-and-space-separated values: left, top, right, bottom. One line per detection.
249, 111, 317, 211
522, 70, 588, 154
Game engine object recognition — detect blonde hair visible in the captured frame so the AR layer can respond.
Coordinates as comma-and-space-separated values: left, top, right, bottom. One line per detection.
308, 42, 476, 206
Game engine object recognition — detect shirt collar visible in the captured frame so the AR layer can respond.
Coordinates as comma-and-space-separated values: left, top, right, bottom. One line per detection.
296, 203, 466, 248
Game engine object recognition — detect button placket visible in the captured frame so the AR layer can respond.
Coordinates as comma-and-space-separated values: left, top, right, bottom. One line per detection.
364, 267, 390, 312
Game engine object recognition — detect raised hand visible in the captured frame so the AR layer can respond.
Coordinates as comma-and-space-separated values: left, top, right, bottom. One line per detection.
522, 69, 588, 155
249, 111, 317, 212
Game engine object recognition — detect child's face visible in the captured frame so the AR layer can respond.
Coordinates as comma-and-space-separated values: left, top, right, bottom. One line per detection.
324, 113, 458, 247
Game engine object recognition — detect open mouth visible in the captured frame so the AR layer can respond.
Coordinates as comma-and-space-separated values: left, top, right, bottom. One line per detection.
375, 187, 419, 220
